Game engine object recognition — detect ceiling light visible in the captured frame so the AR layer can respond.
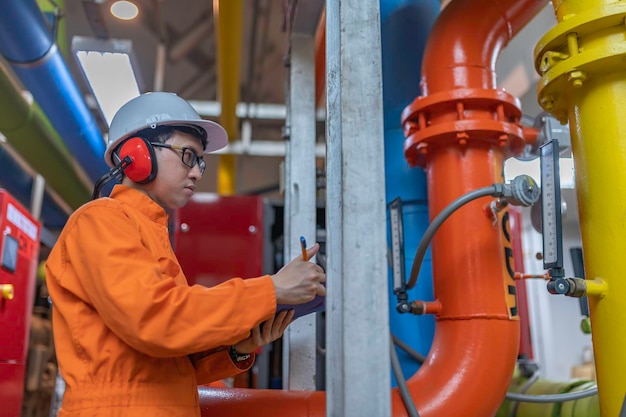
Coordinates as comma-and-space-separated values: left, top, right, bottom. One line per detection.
72, 37, 142, 127
110, 1, 138, 20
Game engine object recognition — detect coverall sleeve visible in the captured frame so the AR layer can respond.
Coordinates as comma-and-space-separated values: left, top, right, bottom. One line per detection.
191, 349, 254, 385
60, 203, 277, 358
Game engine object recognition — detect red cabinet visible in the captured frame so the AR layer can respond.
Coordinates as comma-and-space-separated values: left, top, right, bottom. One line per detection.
174, 194, 265, 287
0, 190, 40, 417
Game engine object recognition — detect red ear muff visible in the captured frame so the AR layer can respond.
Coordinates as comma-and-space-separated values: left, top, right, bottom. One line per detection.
117, 137, 158, 183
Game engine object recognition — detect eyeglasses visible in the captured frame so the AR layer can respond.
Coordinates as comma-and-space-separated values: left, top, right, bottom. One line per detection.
150, 142, 206, 175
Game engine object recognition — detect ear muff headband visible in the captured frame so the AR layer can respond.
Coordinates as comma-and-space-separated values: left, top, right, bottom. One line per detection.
116, 137, 158, 183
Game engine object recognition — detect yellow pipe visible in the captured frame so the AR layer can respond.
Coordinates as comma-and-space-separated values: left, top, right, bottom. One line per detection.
213, 0, 242, 195
585, 278, 608, 298
535, 1, 626, 414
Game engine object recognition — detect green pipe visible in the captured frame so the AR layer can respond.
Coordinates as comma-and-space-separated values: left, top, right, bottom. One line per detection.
0, 62, 92, 209
497, 376, 600, 417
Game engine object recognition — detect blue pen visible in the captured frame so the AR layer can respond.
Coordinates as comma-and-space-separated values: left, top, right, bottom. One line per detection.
300, 236, 308, 261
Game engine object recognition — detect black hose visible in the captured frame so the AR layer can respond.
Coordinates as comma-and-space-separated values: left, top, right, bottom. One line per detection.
390, 336, 420, 417
407, 185, 502, 290
391, 333, 425, 364
505, 385, 598, 403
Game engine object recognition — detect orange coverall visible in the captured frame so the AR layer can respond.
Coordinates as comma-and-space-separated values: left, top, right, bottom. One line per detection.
46, 185, 276, 416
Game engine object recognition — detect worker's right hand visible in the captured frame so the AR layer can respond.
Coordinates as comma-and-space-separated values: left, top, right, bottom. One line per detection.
271, 242, 326, 305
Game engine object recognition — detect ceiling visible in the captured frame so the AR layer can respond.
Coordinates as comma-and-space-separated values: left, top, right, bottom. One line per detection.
61, 0, 555, 194
63, 0, 296, 196
0, 0, 561, 231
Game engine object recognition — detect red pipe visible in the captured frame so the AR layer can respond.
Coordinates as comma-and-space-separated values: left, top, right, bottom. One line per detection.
199, 1, 547, 415
314, 9, 326, 108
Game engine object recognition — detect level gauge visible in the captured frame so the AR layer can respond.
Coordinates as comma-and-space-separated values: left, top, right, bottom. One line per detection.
389, 197, 406, 293
539, 140, 563, 270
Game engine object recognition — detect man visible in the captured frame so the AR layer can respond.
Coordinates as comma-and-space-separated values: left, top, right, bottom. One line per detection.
45, 92, 326, 416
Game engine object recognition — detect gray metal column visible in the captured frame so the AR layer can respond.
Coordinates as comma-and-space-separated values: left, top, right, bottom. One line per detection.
283, 1, 324, 389
326, 0, 391, 416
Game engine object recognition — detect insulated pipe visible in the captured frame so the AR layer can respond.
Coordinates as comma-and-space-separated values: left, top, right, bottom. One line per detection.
0, 0, 108, 183
534, 0, 626, 413
497, 379, 599, 416
0, 63, 92, 209
213, 0, 243, 195
199, 1, 544, 416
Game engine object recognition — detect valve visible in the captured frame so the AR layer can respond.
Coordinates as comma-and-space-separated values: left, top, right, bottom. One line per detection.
503, 175, 540, 207
0, 284, 14, 300
547, 277, 587, 298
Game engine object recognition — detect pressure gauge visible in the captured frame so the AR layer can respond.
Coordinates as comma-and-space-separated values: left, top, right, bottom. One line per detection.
540, 140, 563, 271
389, 197, 406, 293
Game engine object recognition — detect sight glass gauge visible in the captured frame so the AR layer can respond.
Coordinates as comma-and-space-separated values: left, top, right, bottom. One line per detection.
540, 139, 563, 270
389, 197, 406, 293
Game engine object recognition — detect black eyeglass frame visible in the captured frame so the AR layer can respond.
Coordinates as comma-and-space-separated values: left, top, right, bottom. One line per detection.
150, 142, 206, 175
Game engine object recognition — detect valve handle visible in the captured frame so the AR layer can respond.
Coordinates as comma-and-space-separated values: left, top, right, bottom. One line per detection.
0, 284, 14, 300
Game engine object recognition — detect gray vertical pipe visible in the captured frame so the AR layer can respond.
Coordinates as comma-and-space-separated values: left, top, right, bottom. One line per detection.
326, 0, 391, 416
284, 33, 318, 390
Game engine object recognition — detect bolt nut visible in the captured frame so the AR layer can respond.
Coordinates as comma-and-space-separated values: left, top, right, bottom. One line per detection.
568, 70, 587, 88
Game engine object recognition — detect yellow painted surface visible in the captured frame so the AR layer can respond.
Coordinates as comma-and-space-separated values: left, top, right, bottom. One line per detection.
213, 0, 242, 195
536, 0, 626, 413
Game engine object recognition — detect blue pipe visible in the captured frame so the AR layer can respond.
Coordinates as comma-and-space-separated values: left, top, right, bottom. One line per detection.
0, 0, 108, 183
0, 148, 69, 229
380, 0, 440, 385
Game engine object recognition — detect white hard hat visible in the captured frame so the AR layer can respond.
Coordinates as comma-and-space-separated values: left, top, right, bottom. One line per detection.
104, 92, 228, 167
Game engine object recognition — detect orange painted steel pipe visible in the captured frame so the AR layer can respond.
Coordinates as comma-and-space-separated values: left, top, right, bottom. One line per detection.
420, 0, 548, 95
199, 388, 325, 416
199, 0, 547, 416
398, 0, 547, 415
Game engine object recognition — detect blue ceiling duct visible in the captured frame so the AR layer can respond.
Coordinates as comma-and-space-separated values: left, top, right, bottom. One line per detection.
0, 0, 108, 183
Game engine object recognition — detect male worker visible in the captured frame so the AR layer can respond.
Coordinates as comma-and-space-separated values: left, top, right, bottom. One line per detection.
45, 92, 326, 416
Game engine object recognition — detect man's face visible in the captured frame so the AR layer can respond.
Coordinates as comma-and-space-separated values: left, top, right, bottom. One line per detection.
142, 131, 204, 210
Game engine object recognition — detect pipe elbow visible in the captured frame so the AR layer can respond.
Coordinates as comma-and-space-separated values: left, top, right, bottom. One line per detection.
394, 319, 519, 417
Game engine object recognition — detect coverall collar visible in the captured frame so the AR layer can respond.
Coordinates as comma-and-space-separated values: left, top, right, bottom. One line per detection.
110, 185, 169, 226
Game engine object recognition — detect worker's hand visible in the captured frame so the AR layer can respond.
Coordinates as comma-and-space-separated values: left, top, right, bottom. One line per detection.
233, 309, 295, 354
271, 242, 326, 305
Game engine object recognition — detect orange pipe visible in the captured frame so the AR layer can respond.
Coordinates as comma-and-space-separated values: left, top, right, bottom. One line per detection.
399, 0, 546, 416
420, 0, 548, 95
199, 0, 547, 416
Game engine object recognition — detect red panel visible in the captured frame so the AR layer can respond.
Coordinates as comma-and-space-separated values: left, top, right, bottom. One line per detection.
0, 189, 41, 414
0, 363, 27, 417
174, 194, 265, 287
